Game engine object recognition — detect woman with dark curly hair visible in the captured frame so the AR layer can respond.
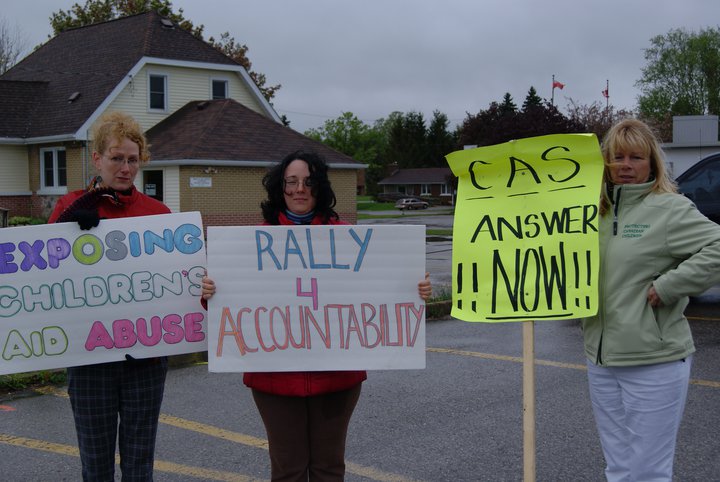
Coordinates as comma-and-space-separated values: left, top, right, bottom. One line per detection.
260, 150, 340, 225
203, 150, 431, 481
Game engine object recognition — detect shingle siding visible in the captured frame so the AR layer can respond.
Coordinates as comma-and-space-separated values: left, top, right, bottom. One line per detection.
105, 66, 264, 131
0, 11, 250, 139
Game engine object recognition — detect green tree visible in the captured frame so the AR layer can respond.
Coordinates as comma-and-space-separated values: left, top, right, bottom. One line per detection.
566, 99, 634, 140
49, 0, 279, 100
458, 91, 584, 147
363, 112, 403, 194
637, 27, 720, 139
304, 112, 379, 165
522, 86, 543, 111
456, 101, 503, 147
426, 110, 457, 167
50, 0, 204, 37
499, 92, 517, 115
304, 112, 388, 194
385, 111, 429, 169
207, 31, 281, 101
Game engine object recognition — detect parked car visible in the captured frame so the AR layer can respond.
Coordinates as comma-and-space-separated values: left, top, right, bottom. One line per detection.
395, 197, 429, 210
676, 153, 720, 223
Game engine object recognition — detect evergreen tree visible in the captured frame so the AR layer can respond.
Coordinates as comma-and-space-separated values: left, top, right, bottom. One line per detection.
385, 111, 428, 169
499, 92, 517, 115
522, 86, 543, 111
426, 110, 457, 167
458, 91, 584, 147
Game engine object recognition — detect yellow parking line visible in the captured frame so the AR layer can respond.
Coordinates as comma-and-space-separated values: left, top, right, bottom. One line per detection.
0, 433, 79, 457
34, 385, 68, 397
160, 414, 420, 482
426, 347, 720, 388
686, 315, 720, 321
153, 460, 265, 482
345, 461, 421, 482
0, 433, 264, 482
427, 346, 585, 369
689, 378, 720, 388
34, 387, 419, 481
159, 414, 268, 450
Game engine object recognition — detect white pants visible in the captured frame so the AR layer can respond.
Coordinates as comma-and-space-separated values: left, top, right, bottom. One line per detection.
586, 357, 692, 482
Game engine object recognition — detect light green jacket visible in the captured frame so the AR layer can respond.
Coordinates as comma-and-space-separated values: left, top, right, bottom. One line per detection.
582, 181, 720, 366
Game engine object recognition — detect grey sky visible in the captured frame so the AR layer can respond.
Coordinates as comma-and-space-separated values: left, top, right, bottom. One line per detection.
3, 0, 719, 133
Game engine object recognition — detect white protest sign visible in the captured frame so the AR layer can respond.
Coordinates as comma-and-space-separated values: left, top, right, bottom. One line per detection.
0, 212, 207, 375
207, 224, 426, 372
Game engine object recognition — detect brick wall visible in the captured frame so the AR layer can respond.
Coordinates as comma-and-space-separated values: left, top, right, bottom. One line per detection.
2, 160, 359, 224
2, 144, 89, 220
181, 166, 359, 227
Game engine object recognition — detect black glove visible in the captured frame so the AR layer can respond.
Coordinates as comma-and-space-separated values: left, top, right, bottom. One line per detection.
71, 208, 100, 230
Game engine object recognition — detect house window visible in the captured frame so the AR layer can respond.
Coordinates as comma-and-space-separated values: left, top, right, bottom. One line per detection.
441, 182, 451, 195
212, 79, 228, 99
40, 147, 67, 192
421, 184, 431, 195
149, 74, 167, 110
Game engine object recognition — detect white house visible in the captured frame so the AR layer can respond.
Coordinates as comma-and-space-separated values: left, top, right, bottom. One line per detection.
662, 115, 720, 178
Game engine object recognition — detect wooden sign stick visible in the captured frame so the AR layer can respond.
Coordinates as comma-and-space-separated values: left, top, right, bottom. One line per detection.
523, 320, 536, 482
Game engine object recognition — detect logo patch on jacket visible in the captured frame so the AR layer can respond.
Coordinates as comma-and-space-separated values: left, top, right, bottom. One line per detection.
622, 223, 649, 238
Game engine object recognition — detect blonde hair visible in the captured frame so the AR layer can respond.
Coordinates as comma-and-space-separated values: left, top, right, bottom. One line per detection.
92, 111, 150, 163
599, 118, 677, 215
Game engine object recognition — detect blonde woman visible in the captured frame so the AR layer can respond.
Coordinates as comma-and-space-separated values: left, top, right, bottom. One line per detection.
582, 118, 720, 481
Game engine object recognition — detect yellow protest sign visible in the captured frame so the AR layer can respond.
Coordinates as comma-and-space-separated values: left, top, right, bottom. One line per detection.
446, 134, 604, 322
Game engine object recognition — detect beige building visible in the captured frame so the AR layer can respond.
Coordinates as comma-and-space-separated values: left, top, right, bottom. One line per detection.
0, 12, 362, 224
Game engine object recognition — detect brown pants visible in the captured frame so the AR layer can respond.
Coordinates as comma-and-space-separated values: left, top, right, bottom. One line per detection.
252, 385, 362, 482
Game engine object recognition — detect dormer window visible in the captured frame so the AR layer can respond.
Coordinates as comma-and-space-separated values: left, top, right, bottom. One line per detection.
212, 79, 228, 99
149, 73, 167, 111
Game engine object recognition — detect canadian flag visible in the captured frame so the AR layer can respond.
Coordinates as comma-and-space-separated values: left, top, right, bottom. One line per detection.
602, 88, 609, 98
552, 80, 565, 90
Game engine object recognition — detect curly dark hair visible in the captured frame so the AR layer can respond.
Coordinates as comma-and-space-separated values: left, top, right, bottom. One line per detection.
261, 150, 339, 224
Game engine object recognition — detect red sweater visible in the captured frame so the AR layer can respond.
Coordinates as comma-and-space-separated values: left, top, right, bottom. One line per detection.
49, 187, 171, 367
242, 212, 367, 396
48, 186, 171, 223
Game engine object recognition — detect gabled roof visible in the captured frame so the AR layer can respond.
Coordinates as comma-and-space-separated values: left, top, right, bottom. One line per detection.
146, 99, 362, 167
0, 80, 48, 138
378, 168, 453, 184
0, 11, 270, 140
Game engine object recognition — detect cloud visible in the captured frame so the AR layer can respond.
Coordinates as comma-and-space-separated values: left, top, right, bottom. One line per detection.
6, 0, 720, 133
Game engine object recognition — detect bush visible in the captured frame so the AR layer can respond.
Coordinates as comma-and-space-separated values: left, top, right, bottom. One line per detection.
374, 192, 407, 203
0, 369, 67, 393
8, 216, 47, 226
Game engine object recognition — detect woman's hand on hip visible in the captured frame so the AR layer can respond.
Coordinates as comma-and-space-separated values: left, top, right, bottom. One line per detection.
647, 285, 662, 307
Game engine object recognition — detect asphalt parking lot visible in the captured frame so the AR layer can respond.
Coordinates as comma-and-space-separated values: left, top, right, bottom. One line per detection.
358, 206, 454, 290
0, 207, 717, 481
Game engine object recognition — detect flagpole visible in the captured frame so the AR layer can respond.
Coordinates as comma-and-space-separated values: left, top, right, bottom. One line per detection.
551, 75, 556, 106
605, 79, 609, 111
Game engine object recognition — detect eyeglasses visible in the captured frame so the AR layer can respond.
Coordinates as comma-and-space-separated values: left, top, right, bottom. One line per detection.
283, 177, 315, 194
106, 156, 140, 167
